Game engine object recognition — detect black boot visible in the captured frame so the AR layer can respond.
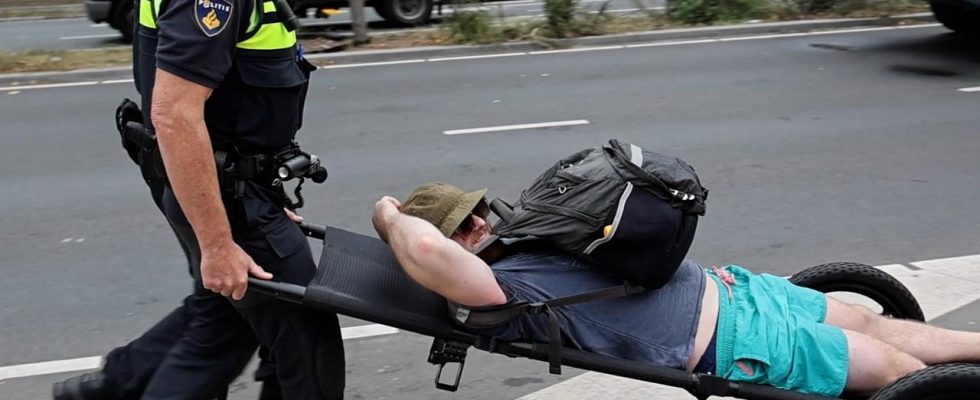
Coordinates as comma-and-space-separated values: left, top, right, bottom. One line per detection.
257, 378, 283, 400
52, 370, 108, 400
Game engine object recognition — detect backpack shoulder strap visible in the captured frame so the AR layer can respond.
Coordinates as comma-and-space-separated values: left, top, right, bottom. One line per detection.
450, 283, 645, 374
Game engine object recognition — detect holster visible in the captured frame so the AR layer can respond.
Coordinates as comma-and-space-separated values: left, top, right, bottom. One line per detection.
117, 98, 170, 209
115, 98, 325, 210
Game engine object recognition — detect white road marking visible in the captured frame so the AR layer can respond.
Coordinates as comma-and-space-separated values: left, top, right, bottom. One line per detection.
517, 254, 980, 400
340, 324, 400, 339
806, 26, 896, 36
895, 23, 941, 29
528, 45, 624, 55
0, 357, 103, 382
6, 24, 941, 93
1, 81, 99, 92
59, 34, 120, 40
0, 324, 399, 381
957, 86, 980, 93
90, 23, 108, 27
317, 59, 427, 69
428, 52, 526, 62
101, 79, 135, 84
624, 38, 720, 48
444, 119, 590, 135
718, 32, 810, 41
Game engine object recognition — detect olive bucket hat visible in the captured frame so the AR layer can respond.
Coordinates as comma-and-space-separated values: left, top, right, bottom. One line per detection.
401, 182, 488, 237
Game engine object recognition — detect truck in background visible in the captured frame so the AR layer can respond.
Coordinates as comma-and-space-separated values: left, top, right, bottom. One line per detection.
85, 0, 439, 42
929, 0, 979, 35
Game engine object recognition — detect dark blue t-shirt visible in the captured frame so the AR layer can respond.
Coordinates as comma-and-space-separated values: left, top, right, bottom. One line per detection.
479, 252, 706, 369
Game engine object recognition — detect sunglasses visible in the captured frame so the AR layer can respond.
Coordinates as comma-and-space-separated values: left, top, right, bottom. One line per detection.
456, 199, 490, 235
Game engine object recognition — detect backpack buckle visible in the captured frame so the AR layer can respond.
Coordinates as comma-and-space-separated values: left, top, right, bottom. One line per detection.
526, 302, 548, 314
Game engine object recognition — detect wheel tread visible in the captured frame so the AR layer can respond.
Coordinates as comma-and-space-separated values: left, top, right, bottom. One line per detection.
790, 262, 924, 321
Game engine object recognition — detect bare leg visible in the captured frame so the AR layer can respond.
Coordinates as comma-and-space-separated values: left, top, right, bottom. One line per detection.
826, 297, 980, 364
842, 328, 925, 395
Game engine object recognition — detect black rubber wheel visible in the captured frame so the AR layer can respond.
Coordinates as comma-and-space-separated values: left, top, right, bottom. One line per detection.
870, 363, 980, 399
930, 1, 980, 36
373, 0, 433, 25
789, 262, 924, 322
113, 0, 136, 43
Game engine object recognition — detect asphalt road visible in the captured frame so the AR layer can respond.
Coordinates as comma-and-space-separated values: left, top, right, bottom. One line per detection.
0, 0, 663, 51
1, 25, 979, 399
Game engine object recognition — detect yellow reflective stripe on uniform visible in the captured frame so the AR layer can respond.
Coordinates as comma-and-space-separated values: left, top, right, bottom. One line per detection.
236, 23, 296, 50
141, 0, 293, 49
236, 1, 296, 50
246, 0, 261, 35
139, 0, 166, 29
139, 0, 156, 28
262, 0, 276, 12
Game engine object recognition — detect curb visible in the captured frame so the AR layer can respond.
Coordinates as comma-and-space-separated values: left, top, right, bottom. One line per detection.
0, 13, 936, 86
306, 13, 935, 64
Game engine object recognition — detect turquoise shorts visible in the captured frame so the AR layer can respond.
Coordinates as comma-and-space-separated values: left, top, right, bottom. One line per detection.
708, 265, 849, 397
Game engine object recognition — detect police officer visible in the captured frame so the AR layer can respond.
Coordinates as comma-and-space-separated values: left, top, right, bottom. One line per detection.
52, 0, 345, 398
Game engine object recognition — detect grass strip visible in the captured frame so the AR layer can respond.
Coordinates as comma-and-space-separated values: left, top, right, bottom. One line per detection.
0, 48, 131, 74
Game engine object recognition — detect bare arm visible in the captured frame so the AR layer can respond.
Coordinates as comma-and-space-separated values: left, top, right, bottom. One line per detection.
152, 69, 271, 300
373, 197, 506, 307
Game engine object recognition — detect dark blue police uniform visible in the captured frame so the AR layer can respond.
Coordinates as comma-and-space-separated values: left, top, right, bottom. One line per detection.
54, 0, 345, 398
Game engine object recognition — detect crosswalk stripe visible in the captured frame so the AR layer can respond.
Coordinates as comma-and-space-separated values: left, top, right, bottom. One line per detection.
0, 324, 398, 381
517, 255, 980, 400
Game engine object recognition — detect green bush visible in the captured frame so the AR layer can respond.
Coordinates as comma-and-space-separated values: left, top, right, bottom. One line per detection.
444, 10, 498, 43
774, 0, 913, 16
576, 0, 614, 36
544, 0, 578, 37
665, 0, 767, 24
784, 0, 839, 14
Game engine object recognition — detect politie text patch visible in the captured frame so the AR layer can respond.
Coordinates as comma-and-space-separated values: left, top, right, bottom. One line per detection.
195, 0, 233, 37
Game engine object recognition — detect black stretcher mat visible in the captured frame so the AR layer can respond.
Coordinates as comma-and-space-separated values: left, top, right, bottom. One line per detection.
291, 225, 834, 400
305, 225, 466, 340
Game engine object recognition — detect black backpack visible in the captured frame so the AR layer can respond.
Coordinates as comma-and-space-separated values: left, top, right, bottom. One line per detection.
452, 140, 708, 374
491, 139, 708, 289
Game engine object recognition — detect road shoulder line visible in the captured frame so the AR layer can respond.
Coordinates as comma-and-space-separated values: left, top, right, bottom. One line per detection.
0, 14, 936, 87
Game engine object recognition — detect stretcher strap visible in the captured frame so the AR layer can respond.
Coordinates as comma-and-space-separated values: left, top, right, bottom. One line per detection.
546, 307, 561, 374
454, 283, 646, 374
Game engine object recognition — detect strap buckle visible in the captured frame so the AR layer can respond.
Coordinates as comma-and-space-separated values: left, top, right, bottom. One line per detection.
427, 338, 469, 392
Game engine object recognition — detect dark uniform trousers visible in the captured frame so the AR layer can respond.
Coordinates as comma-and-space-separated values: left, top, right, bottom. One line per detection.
100, 179, 346, 400
100, 128, 345, 399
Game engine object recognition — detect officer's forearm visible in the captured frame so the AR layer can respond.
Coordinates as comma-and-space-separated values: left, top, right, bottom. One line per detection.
152, 69, 232, 248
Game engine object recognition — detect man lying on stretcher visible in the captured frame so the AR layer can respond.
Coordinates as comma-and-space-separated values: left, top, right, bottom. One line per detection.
372, 182, 980, 398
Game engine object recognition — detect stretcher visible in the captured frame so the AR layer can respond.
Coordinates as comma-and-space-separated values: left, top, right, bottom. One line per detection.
247, 223, 979, 400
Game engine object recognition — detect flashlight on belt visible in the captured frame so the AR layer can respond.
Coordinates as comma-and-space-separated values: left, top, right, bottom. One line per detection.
277, 153, 328, 183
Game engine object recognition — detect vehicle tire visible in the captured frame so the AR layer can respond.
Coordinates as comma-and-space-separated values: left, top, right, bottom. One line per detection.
373, 0, 433, 25
113, 0, 136, 43
789, 262, 925, 321
870, 363, 980, 400
930, 1, 979, 36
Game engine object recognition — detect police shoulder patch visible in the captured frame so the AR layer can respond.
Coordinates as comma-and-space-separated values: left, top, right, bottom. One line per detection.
194, 0, 233, 37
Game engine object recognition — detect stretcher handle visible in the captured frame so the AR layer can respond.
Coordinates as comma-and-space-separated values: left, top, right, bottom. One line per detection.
248, 278, 307, 304
299, 222, 327, 240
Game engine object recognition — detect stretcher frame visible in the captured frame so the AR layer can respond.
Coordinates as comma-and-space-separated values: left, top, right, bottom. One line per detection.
248, 222, 838, 400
